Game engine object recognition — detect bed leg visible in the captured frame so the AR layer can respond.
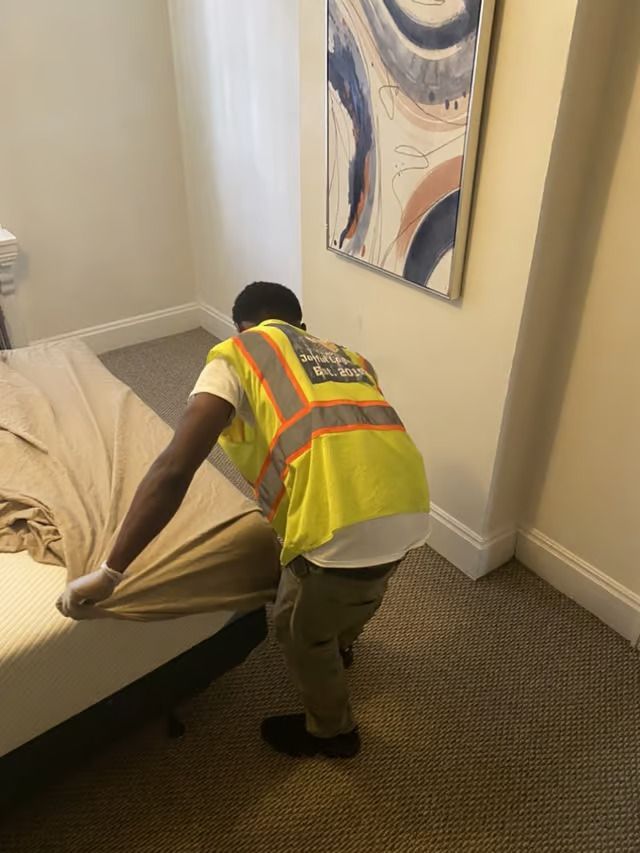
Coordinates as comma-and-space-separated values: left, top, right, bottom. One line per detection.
166, 712, 186, 739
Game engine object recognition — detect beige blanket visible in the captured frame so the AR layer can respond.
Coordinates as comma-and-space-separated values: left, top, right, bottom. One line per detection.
0, 340, 280, 621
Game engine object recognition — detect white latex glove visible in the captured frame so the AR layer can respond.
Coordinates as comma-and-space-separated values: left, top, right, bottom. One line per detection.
56, 563, 123, 619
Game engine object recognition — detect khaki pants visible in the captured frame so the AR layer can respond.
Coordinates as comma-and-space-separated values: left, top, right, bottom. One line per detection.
273, 557, 397, 738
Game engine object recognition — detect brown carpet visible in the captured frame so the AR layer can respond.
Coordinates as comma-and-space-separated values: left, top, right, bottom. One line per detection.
2, 328, 638, 852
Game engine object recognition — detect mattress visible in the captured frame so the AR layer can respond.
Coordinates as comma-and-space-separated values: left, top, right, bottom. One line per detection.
0, 551, 234, 757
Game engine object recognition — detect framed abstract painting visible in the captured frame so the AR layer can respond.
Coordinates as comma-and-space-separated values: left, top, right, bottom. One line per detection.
327, 0, 496, 300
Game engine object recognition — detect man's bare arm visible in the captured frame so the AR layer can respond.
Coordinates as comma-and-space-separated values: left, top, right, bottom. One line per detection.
106, 393, 233, 573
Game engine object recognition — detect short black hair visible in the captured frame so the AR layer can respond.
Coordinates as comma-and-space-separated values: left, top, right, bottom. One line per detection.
232, 281, 303, 327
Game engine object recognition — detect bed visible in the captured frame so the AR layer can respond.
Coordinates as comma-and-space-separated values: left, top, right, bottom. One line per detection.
0, 341, 278, 808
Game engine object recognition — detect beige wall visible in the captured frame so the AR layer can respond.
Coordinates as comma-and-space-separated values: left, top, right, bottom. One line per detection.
299, 0, 579, 538
169, 0, 301, 318
0, 0, 194, 343
522, 9, 640, 597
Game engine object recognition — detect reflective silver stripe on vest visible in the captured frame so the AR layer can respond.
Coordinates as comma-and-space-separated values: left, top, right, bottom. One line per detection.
257, 403, 404, 512
235, 332, 305, 421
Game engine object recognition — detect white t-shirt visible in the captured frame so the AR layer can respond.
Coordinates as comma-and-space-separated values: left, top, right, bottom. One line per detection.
191, 359, 430, 567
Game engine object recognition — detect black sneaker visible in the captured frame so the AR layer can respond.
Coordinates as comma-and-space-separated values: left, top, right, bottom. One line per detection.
260, 714, 360, 759
340, 645, 354, 669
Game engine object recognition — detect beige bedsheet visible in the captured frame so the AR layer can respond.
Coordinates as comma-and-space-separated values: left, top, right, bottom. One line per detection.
0, 340, 280, 621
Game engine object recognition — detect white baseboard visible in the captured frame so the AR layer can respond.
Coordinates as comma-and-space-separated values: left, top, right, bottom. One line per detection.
198, 302, 235, 341
32, 302, 202, 354
517, 528, 640, 645
429, 504, 517, 580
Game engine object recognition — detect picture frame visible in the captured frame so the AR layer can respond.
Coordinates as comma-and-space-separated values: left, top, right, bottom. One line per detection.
326, 0, 496, 301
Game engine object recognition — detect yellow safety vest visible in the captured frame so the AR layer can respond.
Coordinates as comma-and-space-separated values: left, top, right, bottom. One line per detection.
207, 320, 429, 565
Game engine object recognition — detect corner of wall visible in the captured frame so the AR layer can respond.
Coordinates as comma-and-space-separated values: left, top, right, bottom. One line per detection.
429, 505, 516, 581
199, 302, 235, 342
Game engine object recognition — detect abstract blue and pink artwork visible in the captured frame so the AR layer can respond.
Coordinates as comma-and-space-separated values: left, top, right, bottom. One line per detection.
327, 0, 495, 299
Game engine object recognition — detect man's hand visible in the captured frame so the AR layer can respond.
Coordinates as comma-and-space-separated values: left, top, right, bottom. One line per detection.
56, 564, 123, 618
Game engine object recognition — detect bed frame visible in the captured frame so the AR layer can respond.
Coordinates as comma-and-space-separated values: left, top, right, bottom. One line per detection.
0, 607, 267, 813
